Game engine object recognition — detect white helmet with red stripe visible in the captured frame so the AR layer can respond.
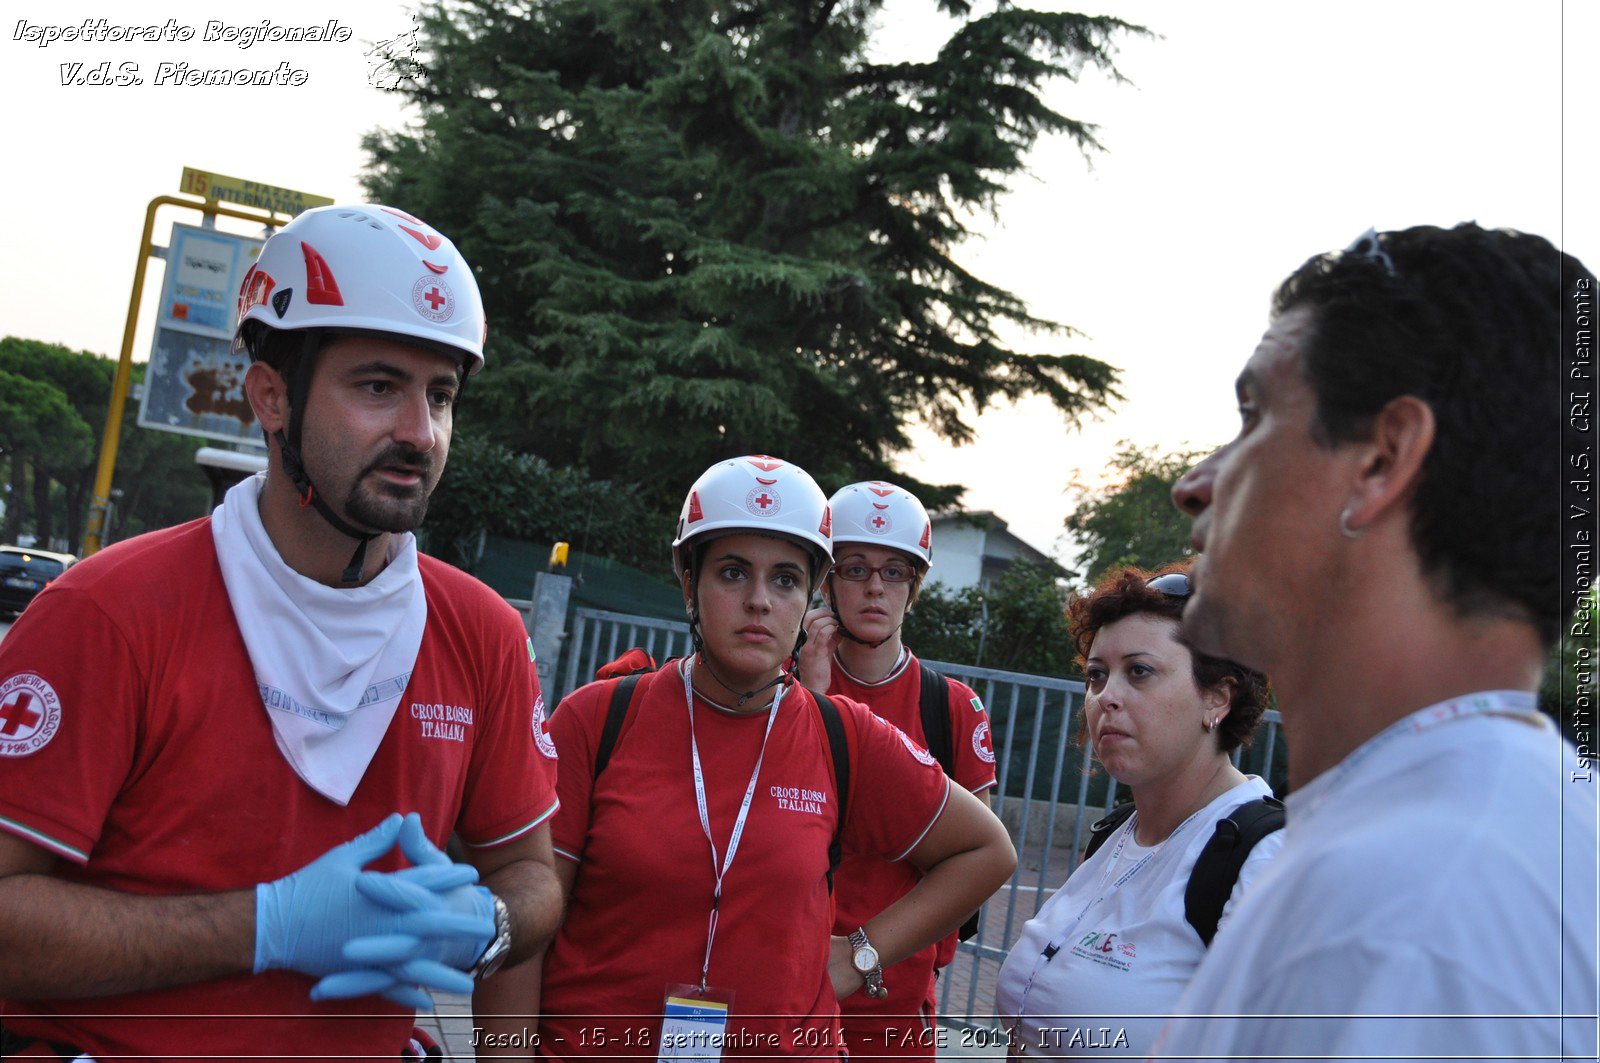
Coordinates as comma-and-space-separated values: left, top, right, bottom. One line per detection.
827, 481, 933, 570
672, 455, 833, 590
233, 204, 486, 374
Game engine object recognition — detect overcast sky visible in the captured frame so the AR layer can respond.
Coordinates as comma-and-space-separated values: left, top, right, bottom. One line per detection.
2, 1, 1593, 566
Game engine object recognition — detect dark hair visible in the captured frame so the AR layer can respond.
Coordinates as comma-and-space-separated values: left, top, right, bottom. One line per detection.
1066, 562, 1271, 753
242, 321, 317, 382
1271, 223, 1593, 648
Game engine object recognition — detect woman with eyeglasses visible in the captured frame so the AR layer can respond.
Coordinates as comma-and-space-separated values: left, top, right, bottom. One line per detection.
993, 563, 1281, 1057
480, 457, 1015, 1059
797, 482, 1000, 1059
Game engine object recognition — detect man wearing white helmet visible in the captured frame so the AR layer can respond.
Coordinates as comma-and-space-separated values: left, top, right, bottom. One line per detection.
512, 456, 1014, 1057
0, 205, 562, 1059
799, 482, 997, 1057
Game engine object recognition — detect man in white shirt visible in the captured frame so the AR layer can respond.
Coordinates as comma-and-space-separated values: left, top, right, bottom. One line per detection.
1158, 225, 1597, 1062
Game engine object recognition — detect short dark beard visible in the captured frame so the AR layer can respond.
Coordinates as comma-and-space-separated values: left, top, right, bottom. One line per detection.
343, 444, 437, 533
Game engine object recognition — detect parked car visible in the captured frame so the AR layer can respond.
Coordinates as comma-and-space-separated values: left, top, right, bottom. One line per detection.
0, 546, 76, 616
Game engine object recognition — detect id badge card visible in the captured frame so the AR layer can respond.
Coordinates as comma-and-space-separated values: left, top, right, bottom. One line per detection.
658, 984, 736, 1063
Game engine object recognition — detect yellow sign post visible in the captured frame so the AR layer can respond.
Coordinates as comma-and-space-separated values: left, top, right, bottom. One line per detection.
179, 167, 333, 218
82, 172, 332, 555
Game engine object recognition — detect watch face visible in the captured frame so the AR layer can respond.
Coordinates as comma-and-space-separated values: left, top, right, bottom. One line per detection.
852, 945, 878, 971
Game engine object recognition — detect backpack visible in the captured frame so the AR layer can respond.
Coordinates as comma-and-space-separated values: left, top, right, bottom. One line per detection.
913, 663, 981, 943
1082, 795, 1285, 946
583, 656, 852, 893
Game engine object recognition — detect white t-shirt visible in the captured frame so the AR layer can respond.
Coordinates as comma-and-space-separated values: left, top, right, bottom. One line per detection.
1154, 691, 1600, 1063
994, 775, 1283, 1057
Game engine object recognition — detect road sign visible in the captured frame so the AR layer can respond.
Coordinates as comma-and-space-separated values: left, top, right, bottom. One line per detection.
179, 167, 332, 217
136, 223, 267, 447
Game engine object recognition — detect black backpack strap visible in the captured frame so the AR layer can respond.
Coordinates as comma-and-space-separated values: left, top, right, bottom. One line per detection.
917, 663, 954, 776
814, 692, 850, 894
594, 673, 642, 778
1083, 801, 1137, 861
0, 1024, 85, 1061
1184, 796, 1286, 946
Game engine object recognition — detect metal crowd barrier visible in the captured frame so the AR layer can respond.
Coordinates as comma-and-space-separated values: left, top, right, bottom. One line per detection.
544, 606, 1284, 1031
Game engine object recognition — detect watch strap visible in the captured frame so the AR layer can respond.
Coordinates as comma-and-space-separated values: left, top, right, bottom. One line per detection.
847, 927, 887, 999
471, 893, 512, 981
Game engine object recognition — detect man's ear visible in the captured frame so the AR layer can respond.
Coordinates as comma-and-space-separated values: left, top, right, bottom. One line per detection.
1341, 395, 1436, 535
244, 361, 290, 436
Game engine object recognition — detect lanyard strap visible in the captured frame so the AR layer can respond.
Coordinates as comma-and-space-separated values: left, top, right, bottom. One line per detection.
681, 660, 787, 991
1302, 690, 1542, 817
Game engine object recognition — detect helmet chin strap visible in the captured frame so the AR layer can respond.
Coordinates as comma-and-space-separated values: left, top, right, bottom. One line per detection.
276, 332, 378, 586
687, 585, 804, 708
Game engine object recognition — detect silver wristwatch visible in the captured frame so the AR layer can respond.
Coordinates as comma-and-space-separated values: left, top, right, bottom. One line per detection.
848, 927, 887, 999
471, 893, 512, 981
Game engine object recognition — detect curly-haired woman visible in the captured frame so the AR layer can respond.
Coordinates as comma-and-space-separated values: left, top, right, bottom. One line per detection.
994, 563, 1281, 1057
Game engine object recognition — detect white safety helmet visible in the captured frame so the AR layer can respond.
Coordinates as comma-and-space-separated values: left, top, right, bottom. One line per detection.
233, 204, 486, 374
672, 455, 833, 590
828, 481, 933, 570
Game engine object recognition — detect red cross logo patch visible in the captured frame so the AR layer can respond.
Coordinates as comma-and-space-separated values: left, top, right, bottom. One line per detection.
0, 673, 61, 758
972, 720, 995, 764
869, 513, 892, 534
745, 486, 782, 518
532, 694, 557, 760
896, 727, 938, 768
411, 276, 456, 322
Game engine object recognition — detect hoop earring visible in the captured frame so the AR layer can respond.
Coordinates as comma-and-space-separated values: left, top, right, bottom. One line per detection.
1339, 508, 1364, 539
1204, 716, 1217, 734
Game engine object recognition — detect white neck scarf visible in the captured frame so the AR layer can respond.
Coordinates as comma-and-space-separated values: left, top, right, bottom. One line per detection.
212, 473, 427, 805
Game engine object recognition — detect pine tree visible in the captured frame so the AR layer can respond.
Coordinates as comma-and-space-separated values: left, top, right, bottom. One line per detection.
364, 0, 1140, 511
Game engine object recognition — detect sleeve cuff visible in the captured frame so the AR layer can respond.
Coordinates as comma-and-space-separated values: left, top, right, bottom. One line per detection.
889, 778, 951, 862
461, 797, 560, 849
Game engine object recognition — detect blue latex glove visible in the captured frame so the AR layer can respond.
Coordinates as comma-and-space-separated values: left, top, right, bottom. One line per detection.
309, 813, 496, 1005
254, 814, 493, 980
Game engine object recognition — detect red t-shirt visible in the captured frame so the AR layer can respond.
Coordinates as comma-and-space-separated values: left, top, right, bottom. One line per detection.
827, 651, 996, 1044
541, 662, 951, 1059
0, 519, 559, 1063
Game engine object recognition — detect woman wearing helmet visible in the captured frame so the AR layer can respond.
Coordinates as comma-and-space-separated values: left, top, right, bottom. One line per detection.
798, 483, 999, 1056
494, 456, 1015, 1058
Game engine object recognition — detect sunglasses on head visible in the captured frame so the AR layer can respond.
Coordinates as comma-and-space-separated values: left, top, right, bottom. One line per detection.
1146, 572, 1193, 599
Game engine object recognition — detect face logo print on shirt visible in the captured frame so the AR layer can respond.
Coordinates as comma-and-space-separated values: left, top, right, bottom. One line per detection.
1071, 929, 1137, 971
532, 693, 558, 760
972, 720, 996, 764
0, 673, 62, 758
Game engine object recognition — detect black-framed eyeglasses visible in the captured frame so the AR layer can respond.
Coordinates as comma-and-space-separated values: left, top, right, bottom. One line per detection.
1147, 572, 1193, 599
833, 560, 917, 584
